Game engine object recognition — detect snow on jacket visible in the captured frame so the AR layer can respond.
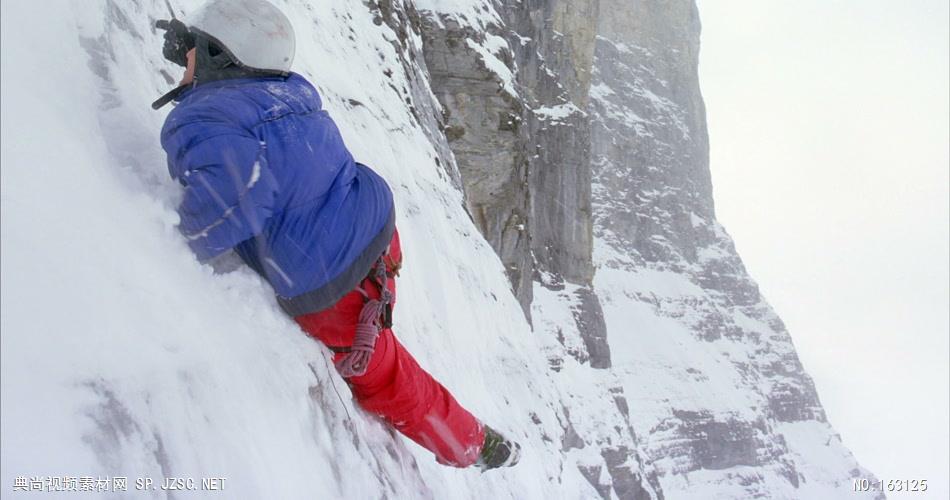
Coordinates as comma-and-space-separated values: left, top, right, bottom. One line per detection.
161, 73, 395, 316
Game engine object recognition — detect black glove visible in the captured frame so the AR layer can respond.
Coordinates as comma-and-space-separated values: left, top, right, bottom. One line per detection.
155, 19, 195, 67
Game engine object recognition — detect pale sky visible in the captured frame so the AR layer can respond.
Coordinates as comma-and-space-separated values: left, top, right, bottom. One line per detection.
696, 1, 949, 498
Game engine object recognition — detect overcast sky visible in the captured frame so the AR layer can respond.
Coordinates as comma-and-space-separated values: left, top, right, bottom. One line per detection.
695, 0, 949, 497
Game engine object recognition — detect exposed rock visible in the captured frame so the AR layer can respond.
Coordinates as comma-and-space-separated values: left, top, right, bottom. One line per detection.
420, 0, 607, 321
420, 13, 534, 312
578, 463, 612, 499
498, 0, 599, 287
559, 404, 586, 452
367, 0, 465, 192
571, 284, 611, 368
603, 446, 661, 500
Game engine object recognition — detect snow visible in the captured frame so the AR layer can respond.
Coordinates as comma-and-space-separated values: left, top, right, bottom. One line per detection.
591, 38, 691, 140
590, 81, 616, 100
776, 421, 865, 497
465, 38, 518, 97
689, 212, 706, 228
416, 0, 517, 97
595, 264, 761, 422
413, 0, 502, 31
592, 224, 882, 499
534, 103, 585, 124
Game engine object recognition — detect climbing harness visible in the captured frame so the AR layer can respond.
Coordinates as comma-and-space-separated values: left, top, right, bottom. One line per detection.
333, 249, 398, 378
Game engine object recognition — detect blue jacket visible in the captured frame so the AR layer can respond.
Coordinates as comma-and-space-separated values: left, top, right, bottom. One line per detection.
161, 73, 395, 316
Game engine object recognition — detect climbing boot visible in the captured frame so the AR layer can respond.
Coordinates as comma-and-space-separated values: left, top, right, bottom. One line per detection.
476, 425, 521, 471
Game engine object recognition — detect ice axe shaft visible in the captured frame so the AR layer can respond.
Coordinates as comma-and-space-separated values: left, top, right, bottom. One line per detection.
164, 0, 177, 19
152, 84, 187, 110
153, 0, 184, 110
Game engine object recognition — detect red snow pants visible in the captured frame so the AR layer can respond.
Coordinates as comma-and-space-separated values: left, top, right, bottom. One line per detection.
294, 229, 486, 467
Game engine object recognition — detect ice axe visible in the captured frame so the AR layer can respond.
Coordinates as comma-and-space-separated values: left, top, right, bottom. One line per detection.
163, 0, 176, 18
152, 0, 193, 110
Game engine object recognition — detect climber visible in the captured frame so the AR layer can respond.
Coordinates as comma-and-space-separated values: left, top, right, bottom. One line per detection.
154, 0, 520, 470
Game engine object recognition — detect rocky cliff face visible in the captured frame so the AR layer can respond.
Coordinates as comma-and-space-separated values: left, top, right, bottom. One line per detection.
420, 0, 613, 370
416, 0, 882, 498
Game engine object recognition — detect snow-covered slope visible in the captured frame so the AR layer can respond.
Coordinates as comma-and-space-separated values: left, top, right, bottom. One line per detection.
2, 1, 880, 499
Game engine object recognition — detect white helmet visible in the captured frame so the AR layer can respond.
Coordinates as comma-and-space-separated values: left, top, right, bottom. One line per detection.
188, 0, 295, 74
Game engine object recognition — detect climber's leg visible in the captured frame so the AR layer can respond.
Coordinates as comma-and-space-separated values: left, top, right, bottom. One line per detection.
294, 230, 485, 467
